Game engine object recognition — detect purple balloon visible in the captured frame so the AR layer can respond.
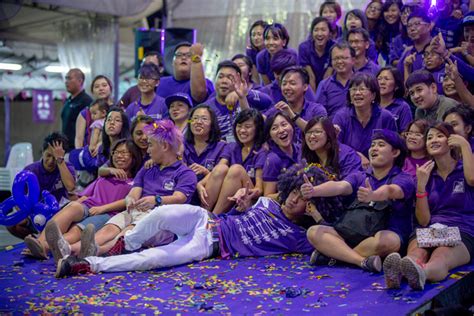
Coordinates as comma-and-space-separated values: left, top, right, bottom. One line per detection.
12, 170, 40, 211
0, 196, 29, 226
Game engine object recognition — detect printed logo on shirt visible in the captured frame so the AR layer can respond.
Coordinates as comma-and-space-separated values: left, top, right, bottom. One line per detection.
54, 179, 64, 191
247, 166, 255, 178
163, 179, 175, 191
452, 180, 465, 194
204, 159, 216, 171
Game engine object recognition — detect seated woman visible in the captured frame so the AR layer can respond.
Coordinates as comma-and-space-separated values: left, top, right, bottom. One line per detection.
166, 92, 193, 133
303, 130, 415, 273
263, 112, 300, 196
245, 20, 267, 85
443, 105, 474, 152
383, 123, 474, 290
24, 139, 141, 262
333, 72, 397, 168
197, 108, 266, 214
302, 116, 362, 181
402, 119, 430, 180
7, 132, 76, 239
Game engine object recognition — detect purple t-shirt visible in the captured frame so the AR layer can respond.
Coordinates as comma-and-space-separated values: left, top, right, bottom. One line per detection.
427, 66, 446, 96
262, 143, 300, 182
355, 60, 380, 77
264, 100, 327, 143
337, 143, 364, 180
256, 49, 275, 82
389, 34, 412, 65
425, 162, 474, 237
384, 98, 413, 133
221, 143, 267, 183
260, 80, 318, 104
402, 156, 429, 181
156, 75, 215, 104
133, 161, 197, 203
79, 176, 133, 213
315, 73, 350, 117
125, 95, 168, 122
344, 166, 415, 239
24, 161, 76, 203
203, 97, 237, 142
298, 39, 334, 85
183, 140, 227, 171
219, 197, 313, 258
333, 105, 397, 157
246, 46, 259, 65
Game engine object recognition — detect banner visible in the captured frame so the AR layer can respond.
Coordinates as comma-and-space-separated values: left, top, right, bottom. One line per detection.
32, 89, 54, 123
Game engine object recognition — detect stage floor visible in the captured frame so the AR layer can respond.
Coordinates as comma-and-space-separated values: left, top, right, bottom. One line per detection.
0, 244, 472, 315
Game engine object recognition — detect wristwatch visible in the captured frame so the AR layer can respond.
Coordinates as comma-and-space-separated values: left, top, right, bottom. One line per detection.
291, 113, 300, 122
155, 195, 163, 206
191, 55, 202, 63
56, 157, 65, 164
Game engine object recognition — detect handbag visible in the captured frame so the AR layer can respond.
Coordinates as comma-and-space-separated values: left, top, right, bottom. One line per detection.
333, 199, 392, 248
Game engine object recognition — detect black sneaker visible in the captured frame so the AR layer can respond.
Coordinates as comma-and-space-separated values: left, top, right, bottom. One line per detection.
309, 250, 337, 266
361, 255, 382, 273
55, 255, 92, 278
102, 236, 129, 257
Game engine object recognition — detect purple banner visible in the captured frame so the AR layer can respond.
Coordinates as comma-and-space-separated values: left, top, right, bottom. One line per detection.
32, 89, 54, 123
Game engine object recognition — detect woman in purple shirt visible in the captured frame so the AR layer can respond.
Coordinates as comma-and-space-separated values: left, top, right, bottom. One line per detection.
319, 0, 343, 39
402, 119, 430, 180
302, 117, 362, 180
256, 23, 290, 85
377, 67, 413, 132
376, 0, 403, 63
197, 109, 266, 214
443, 105, 474, 153
341, 9, 378, 61
384, 122, 474, 290
25, 139, 142, 262
246, 20, 267, 84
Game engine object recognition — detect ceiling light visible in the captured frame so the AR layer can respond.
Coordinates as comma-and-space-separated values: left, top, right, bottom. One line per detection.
0, 63, 22, 71
45, 65, 65, 73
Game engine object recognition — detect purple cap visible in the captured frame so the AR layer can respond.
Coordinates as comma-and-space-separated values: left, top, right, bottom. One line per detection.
165, 92, 193, 109
463, 11, 474, 26
371, 129, 407, 152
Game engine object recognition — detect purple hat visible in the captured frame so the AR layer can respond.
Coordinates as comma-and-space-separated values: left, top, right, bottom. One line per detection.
371, 129, 406, 152
463, 11, 474, 26
165, 92, 193, 109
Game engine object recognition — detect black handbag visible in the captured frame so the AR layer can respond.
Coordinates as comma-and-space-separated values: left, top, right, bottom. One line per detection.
333, 199, 392, 248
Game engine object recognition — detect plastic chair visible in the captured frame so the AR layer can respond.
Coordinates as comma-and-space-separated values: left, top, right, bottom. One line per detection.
0, 143, 34, 192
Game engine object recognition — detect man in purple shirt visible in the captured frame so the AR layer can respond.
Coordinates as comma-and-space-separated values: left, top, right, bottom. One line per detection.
55, 164, 344, 277
125, 63, 168, 122
348, 28, 380, 76
156, 42, 214, 104
7, 132, 76, 239
315, 41, 355, 117
302, 129, 415, 273
264, 66, 327, 143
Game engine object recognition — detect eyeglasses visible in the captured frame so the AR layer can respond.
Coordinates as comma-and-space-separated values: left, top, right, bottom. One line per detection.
349, 87, 370, 93
305, 130, 325, 137
174, 52, 192, 59
112, 150, 131, 157
402, 131, 424, 138
349, 39, 365, 45
407, 21, 429, 29
138, 77, 159, 82
190, 116, 210, 123
332, 56, 351, 62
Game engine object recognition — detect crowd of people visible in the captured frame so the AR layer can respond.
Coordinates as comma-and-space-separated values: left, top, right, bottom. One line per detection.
7, 0, 474, 292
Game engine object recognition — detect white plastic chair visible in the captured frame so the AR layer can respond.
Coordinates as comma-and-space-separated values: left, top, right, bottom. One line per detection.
0, 143, 34, 192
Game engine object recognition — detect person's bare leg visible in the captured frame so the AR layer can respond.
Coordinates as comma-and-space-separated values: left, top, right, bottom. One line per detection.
203, 164, 229, 210
97, 226, 134, 255
406, 239, 430, 264
213, 165, 252, 214
62, 225, 82, 245
353, 230, 401, 258
424, 245, 470, 282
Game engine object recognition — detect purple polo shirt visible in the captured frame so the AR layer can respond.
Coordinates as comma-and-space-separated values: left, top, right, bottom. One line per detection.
156, 75, 215, 104
337, 143, 363, 179
125, 95, 168, 122
355, 60, 380, 77
396, 44, 427, 76
262, 143, 300, 182
133, 161, 197, 203
315, 73, 350, 117
384, 98, 413, 132
24, 161, 76, 203
469, 137, 474, 153
298, 38, 334, 85
221, 142, 267, 184
389, 34, 412, 65
425, 162, 474, 237
427, 66, 446, 96
219, 197, 314, 258
183, 140, 227, 172
210, 89, 274, 112
203, 97, 237, 142
246, 47, 259, 65
333, 105, 397, 157
256, 49, 275, 82
80, 176, 133, 213
264, 100, 327, 143
402, 156, 429, 181
260, 80, 317, 104
344, 166, 415, 240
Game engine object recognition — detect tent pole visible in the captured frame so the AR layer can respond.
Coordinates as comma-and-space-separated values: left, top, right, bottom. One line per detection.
113, 16, 120, 104
4, 96, 11, 166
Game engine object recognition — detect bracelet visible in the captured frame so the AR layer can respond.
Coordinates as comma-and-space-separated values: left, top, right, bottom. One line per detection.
191, 55, 202, 63
416, 191, 428, 198
291, 113, 300, 122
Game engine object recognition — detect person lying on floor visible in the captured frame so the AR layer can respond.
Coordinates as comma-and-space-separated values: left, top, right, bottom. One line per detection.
53, 162, 344, 278
302, 129, 415, 273
383, 122, 474, 290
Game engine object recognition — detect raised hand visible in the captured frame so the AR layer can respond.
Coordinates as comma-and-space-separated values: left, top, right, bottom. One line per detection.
190, 43, 204, 57
49, 141, 65, 160
300, 174, 315, 200
274, 100, 295, 118
416, 160, 435, 193
357, 178, 373, 203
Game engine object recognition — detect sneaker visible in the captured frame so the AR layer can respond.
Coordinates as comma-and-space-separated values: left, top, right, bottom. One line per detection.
361, 255, 382, 273
45, 220, 71, 264
24, 235, 48, 260
400, 256, 426, 290
56, 255, 92, 278
79, 224, 98, 259
309, 250, 337, 266
383, 253, 402, 289
102, 236, 128, 257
